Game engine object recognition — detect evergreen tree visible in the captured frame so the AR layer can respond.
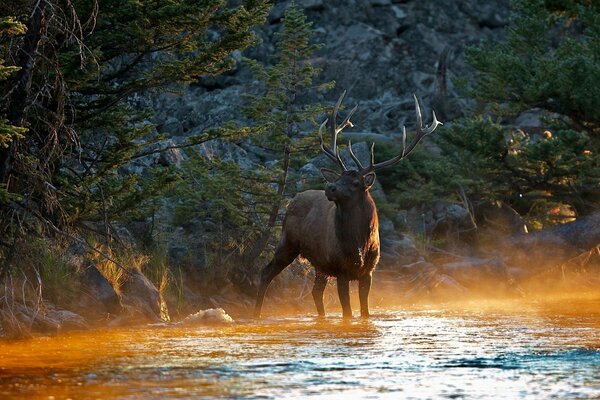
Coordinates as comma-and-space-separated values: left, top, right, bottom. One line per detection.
0, 0, 270, 261
240, 2, 333, 264
172, 2, 333, 268
464, 0, 600, 221
378, 0, 600, 228
0, 16, 27, 203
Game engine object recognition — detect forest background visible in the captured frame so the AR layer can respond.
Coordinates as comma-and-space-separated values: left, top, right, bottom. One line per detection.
0, 0, 598, 336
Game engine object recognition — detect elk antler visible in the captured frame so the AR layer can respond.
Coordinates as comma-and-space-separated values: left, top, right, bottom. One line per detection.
352, 94, 442, 174
319, 90, 358, 171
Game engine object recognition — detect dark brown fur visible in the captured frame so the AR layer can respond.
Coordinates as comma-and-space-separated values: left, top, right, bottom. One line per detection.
254, 171, 380, 318
254, 91, 441, 318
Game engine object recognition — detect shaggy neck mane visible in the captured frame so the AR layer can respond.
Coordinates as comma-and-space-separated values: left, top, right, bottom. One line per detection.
334, 191, 378, 255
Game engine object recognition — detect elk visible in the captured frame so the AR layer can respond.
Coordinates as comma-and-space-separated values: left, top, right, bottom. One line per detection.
254, 91, 442, 318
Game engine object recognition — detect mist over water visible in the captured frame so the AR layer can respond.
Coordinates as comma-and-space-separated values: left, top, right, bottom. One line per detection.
2, 298, 600, 399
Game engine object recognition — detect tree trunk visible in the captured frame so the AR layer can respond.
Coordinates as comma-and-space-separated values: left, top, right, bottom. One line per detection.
0, 0, 48, 186
242, 145, 291, 266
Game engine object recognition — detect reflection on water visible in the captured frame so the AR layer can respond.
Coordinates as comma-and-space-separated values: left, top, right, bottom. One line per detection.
2, 300, 600, 399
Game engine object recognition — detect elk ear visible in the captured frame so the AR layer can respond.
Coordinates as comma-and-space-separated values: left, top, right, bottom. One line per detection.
320, 168, 340, 183
364, 172, 376, 189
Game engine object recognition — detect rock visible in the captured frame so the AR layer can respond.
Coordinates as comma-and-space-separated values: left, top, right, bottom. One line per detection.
112, 224, 137, 248
380, 234, 421, 268
391, 5, 408, 20
407, 201, 476, 237
1, 302, 88, 337
157, 140, 185, 167
502, 212, 600, 271
370, 0, 391, 6
119, 268, 169, 323
80, 264, 123, 315
179, 308, 234, 325
299, 162, 320, 177
514, 108, 544, 132
394, 261, 469, 301
48, 307, 89, 331
160, 117, 183, 135
513, 108, 561, 139
196, 140, 257, 170
440, 257, 509, 288
299, 0, 324, 10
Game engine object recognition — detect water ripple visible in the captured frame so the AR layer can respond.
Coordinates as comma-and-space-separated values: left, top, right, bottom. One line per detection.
2, 301, 600, 398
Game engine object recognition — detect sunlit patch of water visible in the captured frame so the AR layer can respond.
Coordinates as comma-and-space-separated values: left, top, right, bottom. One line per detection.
2, 299, 600, 399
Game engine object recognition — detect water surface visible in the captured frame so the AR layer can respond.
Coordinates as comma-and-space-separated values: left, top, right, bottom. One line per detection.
2, 300, 600, 399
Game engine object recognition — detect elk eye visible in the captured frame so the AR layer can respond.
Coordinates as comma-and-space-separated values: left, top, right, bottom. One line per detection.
352, 181, 361, 187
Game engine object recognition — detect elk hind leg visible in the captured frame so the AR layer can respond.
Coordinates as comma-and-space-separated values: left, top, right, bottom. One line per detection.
254, 238, 298, 318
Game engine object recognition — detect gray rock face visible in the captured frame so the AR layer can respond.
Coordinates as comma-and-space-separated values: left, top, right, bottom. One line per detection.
146, 0, 510, 153
380, 233, 421, 268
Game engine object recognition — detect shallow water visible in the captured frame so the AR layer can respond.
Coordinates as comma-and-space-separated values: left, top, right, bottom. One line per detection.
2, 300, 600, 399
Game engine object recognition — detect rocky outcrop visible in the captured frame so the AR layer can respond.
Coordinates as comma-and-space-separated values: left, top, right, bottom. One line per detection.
146, 0, 511, 151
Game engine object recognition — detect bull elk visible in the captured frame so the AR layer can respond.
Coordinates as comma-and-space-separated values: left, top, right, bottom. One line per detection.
254, 91, 442, 318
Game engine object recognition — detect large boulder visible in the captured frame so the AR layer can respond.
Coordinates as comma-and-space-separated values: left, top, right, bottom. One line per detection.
118, 268, 169, 323
407, 201, 476, 237
379, 233, 421, 268
79, 264, 123, 316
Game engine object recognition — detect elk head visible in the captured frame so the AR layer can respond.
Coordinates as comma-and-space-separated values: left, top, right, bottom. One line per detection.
318, 90, 442, 200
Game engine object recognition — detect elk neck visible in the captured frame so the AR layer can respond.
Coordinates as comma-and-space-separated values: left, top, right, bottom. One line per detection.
334, 191, 379, 254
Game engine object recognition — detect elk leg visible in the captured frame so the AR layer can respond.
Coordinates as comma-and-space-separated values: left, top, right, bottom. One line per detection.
336, 276, 352, 318
358, 274, 372, 318
312, 272, 328, 317
254, 239, 298, 318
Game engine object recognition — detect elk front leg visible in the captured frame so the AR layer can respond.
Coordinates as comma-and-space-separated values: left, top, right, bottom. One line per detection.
337, 276, 352, 318
358, 274, 372, 318
312, 272, 328, 317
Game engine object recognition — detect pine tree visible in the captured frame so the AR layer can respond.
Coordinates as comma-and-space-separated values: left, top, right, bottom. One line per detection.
464, 0, 600, 221
240, 2, 333, 264
378, 0, 600, 228
0, 16, 27, 203
171, 2, 333, 268
0, 0, 270, 257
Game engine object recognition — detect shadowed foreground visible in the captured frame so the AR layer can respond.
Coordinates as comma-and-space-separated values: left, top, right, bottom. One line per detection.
2, 300, 600, 399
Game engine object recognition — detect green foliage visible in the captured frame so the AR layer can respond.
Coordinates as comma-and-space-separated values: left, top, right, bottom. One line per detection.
378, 117, 514, 207
172, 150, 276, 240
379, 0, 600, 228
0, 1, 270, 249
0, 16, 27, 202
466, 0, 600, 126
243, 1, 333, 159
465, 0, 600, 219
174, 2, 331, 264
38, 247, 80, 307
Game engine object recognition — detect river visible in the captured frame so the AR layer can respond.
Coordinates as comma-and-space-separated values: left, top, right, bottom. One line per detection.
2, 299, 600, 399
